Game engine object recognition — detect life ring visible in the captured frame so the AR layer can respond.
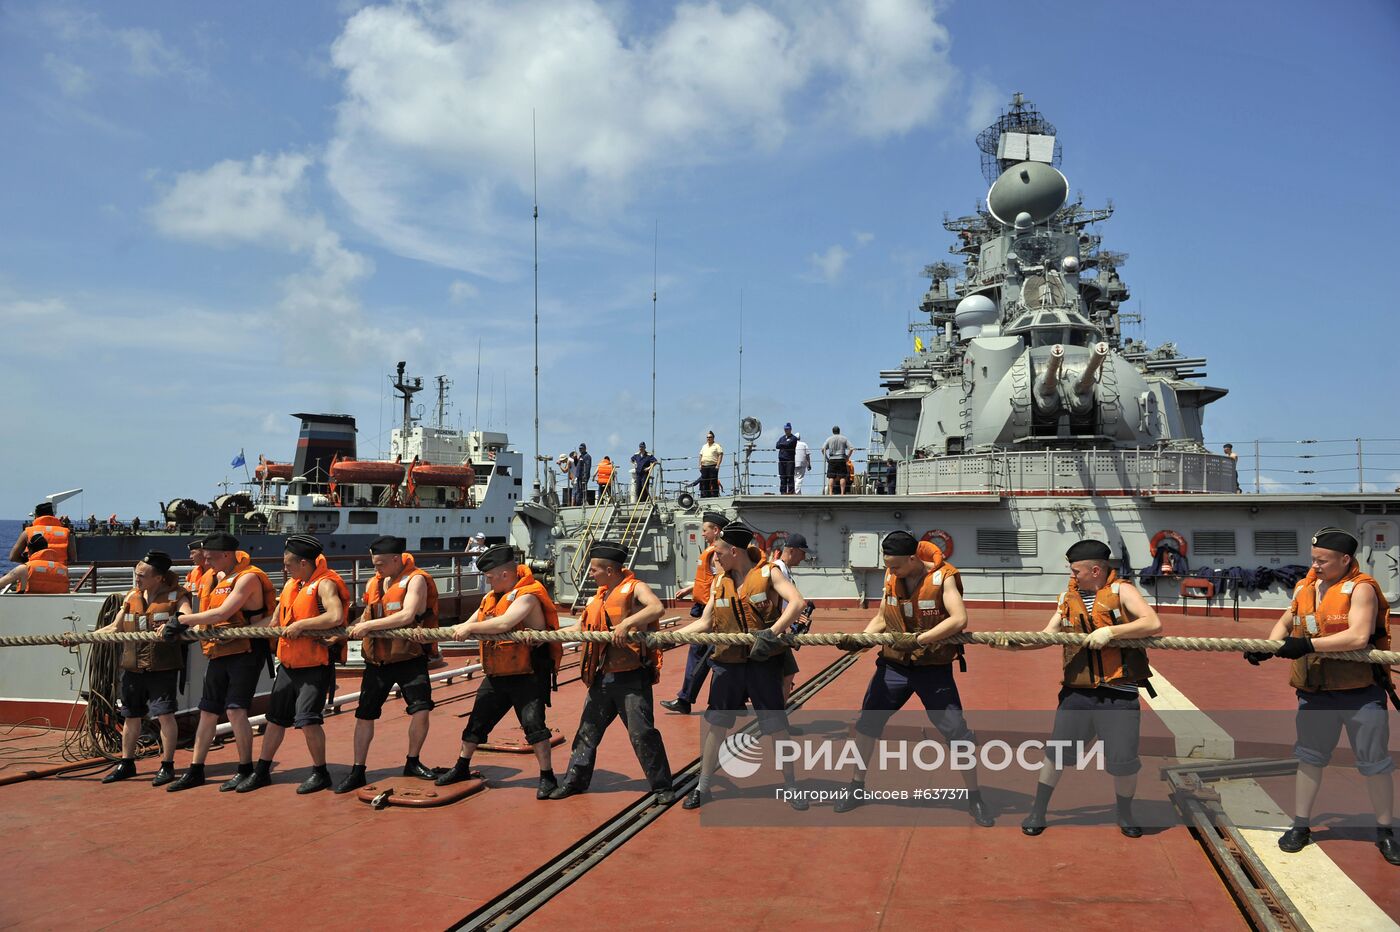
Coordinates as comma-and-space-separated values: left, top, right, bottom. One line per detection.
921, 529, 954, 559
765, 531, 788, 553
1150, 530, 1188, 556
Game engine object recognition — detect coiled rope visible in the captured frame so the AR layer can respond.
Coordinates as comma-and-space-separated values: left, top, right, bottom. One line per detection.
9, 627, 1398, 666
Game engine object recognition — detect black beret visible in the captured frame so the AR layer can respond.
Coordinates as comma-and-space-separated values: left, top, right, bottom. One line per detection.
284, 535, 323, 559
702, 511, 727, 528
882, 531, 918, 556
141, 550, 173, 574
719, 525, 754, 548
589, 540, 629, 564
1066, 539, 1112, 562
28, 534, 48, 552
368, 535, 407, 555
34, 502, 54, 517
475, 544, 516, 573
186, 538, 205, 551
1312, 528, 1358, 556
202, 531, 239, 552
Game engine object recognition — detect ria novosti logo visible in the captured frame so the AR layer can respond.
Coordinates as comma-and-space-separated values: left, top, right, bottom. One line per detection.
718, 735, 1107, 778
717, 733, 765, 778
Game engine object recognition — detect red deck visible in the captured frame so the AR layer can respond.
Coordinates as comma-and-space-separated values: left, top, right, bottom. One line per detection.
1, 608, 1395, 930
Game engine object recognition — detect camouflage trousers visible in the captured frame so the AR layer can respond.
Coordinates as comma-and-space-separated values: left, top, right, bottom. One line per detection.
563, 669, 673, 792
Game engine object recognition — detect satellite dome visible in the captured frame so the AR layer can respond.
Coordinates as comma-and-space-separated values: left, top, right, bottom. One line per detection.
1061, 255, 1080, 273
987, 160, 1069, 226
954, 293, 998, 339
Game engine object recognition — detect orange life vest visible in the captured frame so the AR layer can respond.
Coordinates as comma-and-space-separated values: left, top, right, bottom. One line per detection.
186, 566, 205, 599
362, 553, 440, 665
880, 563, 962, 666
21, 548, 70, 593
200, 552, 277, 659
23, 517, 71, 565
1289, 566, 1392, 692
117, 586, 188, 673
709, 559, 783, 663
916, 540, 944, 568
276, 559, 351, 669
580, 570, 663, 685
478, 565, 562, 677
1058, 571, 1151, 688
692, 545, 718, 605
596, 458, 614, 486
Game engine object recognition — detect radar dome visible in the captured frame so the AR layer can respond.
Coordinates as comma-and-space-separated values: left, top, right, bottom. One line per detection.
1061, 256, 1080, 273
954, 293, 998, 339
987, 160, 1069, 226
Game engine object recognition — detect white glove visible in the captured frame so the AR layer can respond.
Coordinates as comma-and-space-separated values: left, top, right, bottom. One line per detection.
1083, 627, 1115, 649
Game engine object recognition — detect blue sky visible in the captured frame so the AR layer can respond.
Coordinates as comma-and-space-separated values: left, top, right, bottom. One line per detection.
2, 0, 1398, 518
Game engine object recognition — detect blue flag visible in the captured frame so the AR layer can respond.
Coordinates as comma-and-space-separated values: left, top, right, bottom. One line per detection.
231, 450, 246, 468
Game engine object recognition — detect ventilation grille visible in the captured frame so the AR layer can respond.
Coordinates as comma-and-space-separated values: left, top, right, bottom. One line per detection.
1192, 530, 1236, 556
1254, 530, 1300, 555
977, 529, 1038, 556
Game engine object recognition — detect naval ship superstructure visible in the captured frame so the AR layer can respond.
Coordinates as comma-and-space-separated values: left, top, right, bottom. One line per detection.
517, 94, 1400, 617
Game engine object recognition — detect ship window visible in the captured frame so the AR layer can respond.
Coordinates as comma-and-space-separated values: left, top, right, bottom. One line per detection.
348, 511, 378, 526
1192, 531, 1236, 556
977, 529, 1037, 556
449, 537, 469, 550
420, 537, 444, 552
1254, 530, 1299, 555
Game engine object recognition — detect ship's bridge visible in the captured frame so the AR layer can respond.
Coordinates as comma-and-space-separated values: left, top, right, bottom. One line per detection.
1004, 307, 1101, 348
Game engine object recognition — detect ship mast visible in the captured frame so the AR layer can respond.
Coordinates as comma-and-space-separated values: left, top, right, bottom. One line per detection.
434, 375, 451, 428
393, 361, 423, 432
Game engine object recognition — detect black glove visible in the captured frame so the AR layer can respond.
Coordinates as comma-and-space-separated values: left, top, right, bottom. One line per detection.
834, 635, 866, 653
161, 619, 190, 642
1243, 651, 1273, 666
748, 628, 785, 662
1275, 636, 1314, 660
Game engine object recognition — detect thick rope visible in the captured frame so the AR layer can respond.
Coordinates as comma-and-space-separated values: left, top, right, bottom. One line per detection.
12, 626, 1400, 665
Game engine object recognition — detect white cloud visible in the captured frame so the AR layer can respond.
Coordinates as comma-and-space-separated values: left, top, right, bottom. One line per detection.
38, 6, 199, 81
324, 0, 962, 275
42, 52, 91, 97
809, 244, 851, 283
854, 230, 874, 245
962, 76, 1003, 140
449, 279, 479, 303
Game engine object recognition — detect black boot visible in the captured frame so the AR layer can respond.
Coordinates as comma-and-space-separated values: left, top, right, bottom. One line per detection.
166, 763, 206, 792
297, 768, 332, 795
548, 781, 586, 800
537, 770, 559, 800
834, 781, 865, 814
221, 763, 254, 792
682, 787, 711, 810
968, 791, 996, 828
403, 756, 438, 781
1378, 827, 1400, 865
236, 760, 274, 793
660, 699, 691, 715
151, 762, 176, 787
102, 759, 137, 784
1116, 794, 1142, 838
1279, 824, 1312, 853
1021, 782, 1054, 836
654, 785, 677, 806
434, 757, 476, 787
334, 765, 367, 795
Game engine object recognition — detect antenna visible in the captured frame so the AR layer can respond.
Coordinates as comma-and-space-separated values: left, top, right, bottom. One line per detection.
532, 110, 541, 494
434, 375, 451, 428
474, 338, 482, 430
736, 288, 744, 494
392, 361, 424, 431
651, 220, 658, 453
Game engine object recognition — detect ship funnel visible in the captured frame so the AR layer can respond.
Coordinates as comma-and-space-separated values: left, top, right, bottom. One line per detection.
1074, 342, 1110, 396
291, 413, 358, 483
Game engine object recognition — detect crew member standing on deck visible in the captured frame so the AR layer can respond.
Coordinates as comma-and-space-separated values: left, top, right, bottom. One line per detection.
237, 535, 348, 795
832, 531, 993, 825
675, 523, 806, 810
552, 541, 674, 802
999, 539, 1160, 837
435, 544, 562, 798
165, 532, 278, 792
9, 502, 76, 566
87, 551, 190, 787
776, 423, 798, 495
0, 535, 71, 593
662, 511, 726, 715
1245, 527, 1400, 864
698, 431, 724, 498
336, 535, 440, 794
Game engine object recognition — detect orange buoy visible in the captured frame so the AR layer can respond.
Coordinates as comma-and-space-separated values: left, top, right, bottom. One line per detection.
921, 529, 954, 559
1150, 530, 1188, 557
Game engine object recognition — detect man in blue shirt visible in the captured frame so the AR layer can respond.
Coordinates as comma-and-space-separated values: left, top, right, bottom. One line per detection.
575, 444, 593, 506
775, 423, 798, 495
631, 443, 658, 501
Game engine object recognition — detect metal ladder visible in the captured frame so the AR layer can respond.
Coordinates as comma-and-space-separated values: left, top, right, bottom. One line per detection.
568, 498, 658, 612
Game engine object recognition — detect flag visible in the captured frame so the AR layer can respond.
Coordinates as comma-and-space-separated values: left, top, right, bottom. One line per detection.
231, 450, 246, 468
914, 336, 925, 353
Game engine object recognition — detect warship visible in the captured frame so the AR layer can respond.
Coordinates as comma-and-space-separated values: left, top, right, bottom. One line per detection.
517, 93, 1400, 619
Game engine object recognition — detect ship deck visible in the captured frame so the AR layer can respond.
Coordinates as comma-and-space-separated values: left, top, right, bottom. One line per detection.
2, 608, 1397, 931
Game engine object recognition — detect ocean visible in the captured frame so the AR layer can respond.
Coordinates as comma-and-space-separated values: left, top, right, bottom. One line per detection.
0, 519, 22, 571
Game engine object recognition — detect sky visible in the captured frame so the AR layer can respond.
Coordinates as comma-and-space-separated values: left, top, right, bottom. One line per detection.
2, 0, 1399, 518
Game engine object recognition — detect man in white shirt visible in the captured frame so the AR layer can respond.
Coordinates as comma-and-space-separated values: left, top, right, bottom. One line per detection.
698, 431, 724, 498
793, 434, 812, 494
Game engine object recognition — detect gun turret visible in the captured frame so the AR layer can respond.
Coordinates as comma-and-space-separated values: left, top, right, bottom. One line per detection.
1074, 342, 1109, 396
1036, 344, 1064, 409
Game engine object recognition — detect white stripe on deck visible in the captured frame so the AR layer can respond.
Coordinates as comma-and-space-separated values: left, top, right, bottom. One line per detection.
1143, 665, 1396, 931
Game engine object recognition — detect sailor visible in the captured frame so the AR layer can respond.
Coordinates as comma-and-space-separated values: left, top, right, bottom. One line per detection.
775, 423, 798, 495
0, 535, 71, 593
832, 531, 993, 825
8, 502, 76, 566
435, 544, 562, 798
1245, 527, 1400, 864
792, 433, 812, 494
769, 533, 811, 704
236, 535, 348, 794
551, 541, 674, 802
1003, 539, 1160, 837
87, 551, 190, 786
662, 511, 726, 715
336, 535, 440, 794
675, 523, 806, 810
595, 455, 615, 502
165, 532, 279, 792
464, 532, 488, 570
184, 538, 210, 608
